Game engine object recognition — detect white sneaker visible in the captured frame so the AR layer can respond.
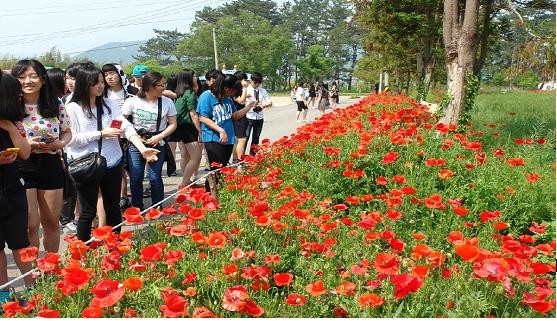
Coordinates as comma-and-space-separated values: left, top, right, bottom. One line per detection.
62, 221, 77, 235
303, 119, 311, 123
296, 120, 302, 123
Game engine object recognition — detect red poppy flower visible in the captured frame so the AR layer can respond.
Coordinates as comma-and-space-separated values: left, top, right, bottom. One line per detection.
222, 285, 249, 312
526, 173, 540, 183
455, 244, 480, 262
92, 226, 113, 240
424, 194, 442, 209
411, 265, 429, 278
306, 280, 327, 296
140, 244, 163, 261
124, 208, 144, 225
390, 274, 424, 299
357, 293, 385, 307
438, 169, 454, 180
189, 208, 206, 220
251, 279, 271, 291
453, 207, 469, 217
239, 300, 264, 316
37, 309, 60, 318
18, 246, 38, 262
122, 276, 143, 291
373, 252, 399, 275
333, 281, 356, 296
493, 221, 510, 230
530, 222, 547, 235
376, 176, 388, 185
160, 293, 188, 317
382, 151, 398, 164
273, 273, 294, 286
89, 285, 126, 308
507, 158, 525, 166
413, 232, 427, 240
193, 306, 218, 318
145, 208, 163, 220
285, 293, 307, 306
333, 203, 348, 210
332, 306, 349, 317
264, 254, 281, 264
170, 224, 191, 236
81, 306, 104, 318
207, 232, 227, 248
165, 250, 184, 266
37, 252, 61, 273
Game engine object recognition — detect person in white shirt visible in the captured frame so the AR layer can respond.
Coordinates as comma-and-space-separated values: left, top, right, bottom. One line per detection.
65, 64, 158, 241
295, 81, 309, 122
122, 71, 177, 210
245, 72, 272, 156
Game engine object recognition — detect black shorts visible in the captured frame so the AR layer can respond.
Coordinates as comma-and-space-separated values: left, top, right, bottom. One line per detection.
296, 100, 307, 111
234, 117, 248, 138
0, 195, 30, 251
17, 152, 65, 190
166, 123, 199, 144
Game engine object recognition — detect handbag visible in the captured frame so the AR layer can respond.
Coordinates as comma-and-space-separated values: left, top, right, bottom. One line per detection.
68, 106, 107, 184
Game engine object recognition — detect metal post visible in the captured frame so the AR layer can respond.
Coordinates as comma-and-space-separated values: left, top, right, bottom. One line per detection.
212, 28, 218, 70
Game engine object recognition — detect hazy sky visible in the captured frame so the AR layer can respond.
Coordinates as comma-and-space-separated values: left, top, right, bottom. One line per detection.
0, 0, 288, 58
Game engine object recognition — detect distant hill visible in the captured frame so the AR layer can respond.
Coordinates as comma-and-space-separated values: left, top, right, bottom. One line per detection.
73, 41, 146, 65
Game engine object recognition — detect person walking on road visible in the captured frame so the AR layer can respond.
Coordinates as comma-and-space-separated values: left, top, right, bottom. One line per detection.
295, 81, 309, 123
245, 72, 272, 156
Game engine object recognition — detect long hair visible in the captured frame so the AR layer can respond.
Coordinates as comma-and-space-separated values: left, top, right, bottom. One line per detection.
210, 74, 239, 102
11, 59, 59, 118
175, 69, 195, 98
70, 64, 110, 118
137, 71, 163, 98
46, 67, 66, 99
0, 72, 26, 122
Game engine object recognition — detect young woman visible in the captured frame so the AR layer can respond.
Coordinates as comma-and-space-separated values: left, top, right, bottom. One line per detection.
329, 82, 339, 108
102, 63, 137, 212
122, 71, 177, 210
295, 81, 308, 122
197, 73, 251, 190
11, 59, 72, 253
167, 69, 202, 188
0, 71, 34, 302
308, 81, 317, 109
65, 64, 159, 241
316, 82, 330, 115
231, 71, 249, 163
46, 68, 66, 100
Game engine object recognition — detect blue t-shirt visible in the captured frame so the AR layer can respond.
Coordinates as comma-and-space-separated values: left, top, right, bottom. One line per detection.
196, 91, 237, 145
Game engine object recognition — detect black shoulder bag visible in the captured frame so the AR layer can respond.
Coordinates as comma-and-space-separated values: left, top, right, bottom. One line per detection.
68, 106, 108, 184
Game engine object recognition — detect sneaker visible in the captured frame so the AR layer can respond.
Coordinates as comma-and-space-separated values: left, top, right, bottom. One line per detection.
142, 188, 151, 198
119, 197, 131, 211
62, 221, 77, 235
303, 119, 311, 123
296, 120, 302, 123
0, 289, 12, 304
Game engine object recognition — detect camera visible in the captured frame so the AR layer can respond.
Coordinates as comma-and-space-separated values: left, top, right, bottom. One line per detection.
253, 106, 263, 112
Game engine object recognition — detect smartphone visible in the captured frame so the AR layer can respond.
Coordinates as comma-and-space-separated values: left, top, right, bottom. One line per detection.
0, 147, 20, 156
110, 119, 122, 129
40, 136, 55, 143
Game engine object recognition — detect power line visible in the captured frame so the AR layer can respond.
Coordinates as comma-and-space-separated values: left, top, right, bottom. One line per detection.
62, 41, 145, 56
0, 0, 223, 42
0, 0, 186, 18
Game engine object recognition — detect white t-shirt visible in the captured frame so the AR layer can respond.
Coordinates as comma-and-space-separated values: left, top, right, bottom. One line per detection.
106, 88, 126, 107
295, 87, 305, 101
245, 85, 271, 120
122, 96, 177, 133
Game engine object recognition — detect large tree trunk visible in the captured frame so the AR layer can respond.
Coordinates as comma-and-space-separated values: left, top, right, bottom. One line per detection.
440, 0, 480, 125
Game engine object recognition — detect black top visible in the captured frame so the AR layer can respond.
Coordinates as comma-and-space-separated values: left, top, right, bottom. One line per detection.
309, 85, 316, 97
0, 129, 25, 197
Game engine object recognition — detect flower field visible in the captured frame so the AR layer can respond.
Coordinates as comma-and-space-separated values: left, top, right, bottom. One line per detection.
4, 93, 555, 318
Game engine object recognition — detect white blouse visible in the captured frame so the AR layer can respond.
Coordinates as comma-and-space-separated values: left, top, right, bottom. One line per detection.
65, 98, 138, 168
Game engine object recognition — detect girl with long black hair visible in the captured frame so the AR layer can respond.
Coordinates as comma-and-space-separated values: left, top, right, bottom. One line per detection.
11, 59, 72, 253
65, 64, 158, 241
0, 71, 34, 302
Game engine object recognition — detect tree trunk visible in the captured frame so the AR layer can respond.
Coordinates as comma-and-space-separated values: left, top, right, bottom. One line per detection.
348, 44, 358, 90
473, 0, 494, 76
440, 0, 479, 125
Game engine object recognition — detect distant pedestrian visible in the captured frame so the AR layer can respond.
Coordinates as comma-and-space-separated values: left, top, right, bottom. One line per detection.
308, 81, 317, 109
130, 64, 148, 90
329, 82, 339, 108
295, 81, 309, 122
316, 82, 330, 115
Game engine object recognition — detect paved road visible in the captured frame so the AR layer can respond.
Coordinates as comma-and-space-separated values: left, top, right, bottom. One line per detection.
4, 95, 362, 290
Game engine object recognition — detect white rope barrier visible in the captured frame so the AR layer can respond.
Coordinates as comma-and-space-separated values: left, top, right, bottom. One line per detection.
0, 160, 246, 291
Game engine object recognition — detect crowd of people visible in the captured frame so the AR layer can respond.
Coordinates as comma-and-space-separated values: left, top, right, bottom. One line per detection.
292, 81, 339, 121
0, 60, 275, 302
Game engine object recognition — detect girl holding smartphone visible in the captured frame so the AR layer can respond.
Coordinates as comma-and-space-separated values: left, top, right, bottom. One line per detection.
65, 64, 159, 241
11, 59, 72, 253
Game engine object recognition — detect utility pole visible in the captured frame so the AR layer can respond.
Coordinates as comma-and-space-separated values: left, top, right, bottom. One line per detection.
212, 28, 218, 70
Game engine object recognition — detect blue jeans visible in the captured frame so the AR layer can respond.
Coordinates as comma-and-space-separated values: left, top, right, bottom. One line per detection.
128, 144, 166, 209
245, 118, 264, 155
